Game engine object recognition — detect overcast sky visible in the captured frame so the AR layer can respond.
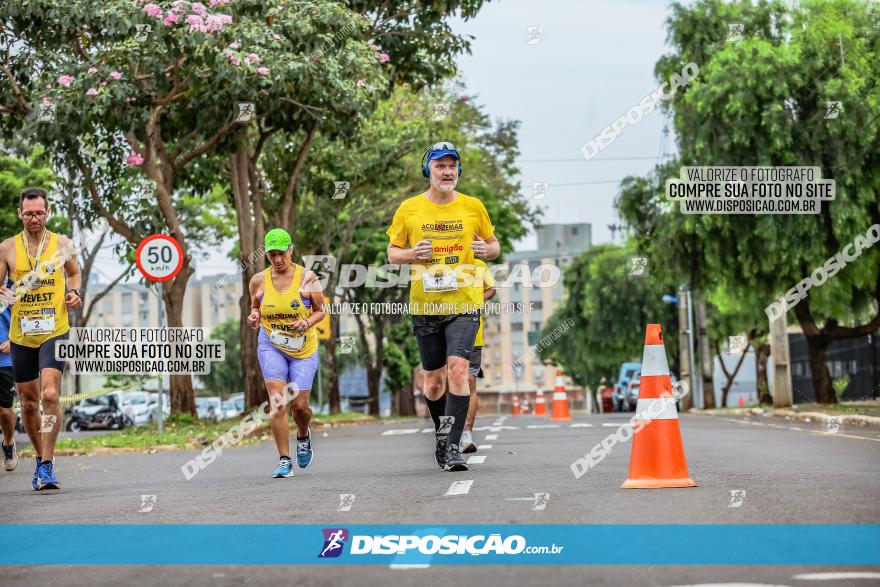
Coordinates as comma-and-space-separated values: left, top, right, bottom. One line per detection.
90, 0, 680, 284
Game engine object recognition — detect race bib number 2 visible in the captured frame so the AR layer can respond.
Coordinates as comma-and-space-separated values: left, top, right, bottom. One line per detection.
21, 316, 55, 336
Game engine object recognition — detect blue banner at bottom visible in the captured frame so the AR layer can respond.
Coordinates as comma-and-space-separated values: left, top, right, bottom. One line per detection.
2, 524, 878, 565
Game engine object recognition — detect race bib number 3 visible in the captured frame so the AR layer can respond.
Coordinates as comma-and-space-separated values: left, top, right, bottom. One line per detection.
422, 268, 458, 293
270, 330, 305, 352
21, 316, 55, 336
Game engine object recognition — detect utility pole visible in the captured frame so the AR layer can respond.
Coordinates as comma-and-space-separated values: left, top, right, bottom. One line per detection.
769, 310, 793, 407
676, 288, 693, 411
695, 294, 716, 409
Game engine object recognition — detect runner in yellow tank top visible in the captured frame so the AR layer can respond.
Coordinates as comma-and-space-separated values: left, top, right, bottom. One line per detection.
0, 188, 83, 491
247, 228, 325, 479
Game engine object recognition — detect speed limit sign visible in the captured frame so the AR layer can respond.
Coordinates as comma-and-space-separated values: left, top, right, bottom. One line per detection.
135, 234, 184, 282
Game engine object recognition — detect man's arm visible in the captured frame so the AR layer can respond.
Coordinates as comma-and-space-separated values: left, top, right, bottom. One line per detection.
60, 236, 83, 291
483, 235, 500, 261
388, 241, 432, 264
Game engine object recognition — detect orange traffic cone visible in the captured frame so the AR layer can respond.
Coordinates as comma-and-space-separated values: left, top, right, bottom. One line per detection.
550, 370, 571, 421
622, 324, 696, 489
738, 395, 745, 408
512, 396, 521, 416
534, 389, 547, 417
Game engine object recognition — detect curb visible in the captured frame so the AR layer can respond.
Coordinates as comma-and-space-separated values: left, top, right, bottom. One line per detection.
22, 416, 387, 458
690, 407, 880, 429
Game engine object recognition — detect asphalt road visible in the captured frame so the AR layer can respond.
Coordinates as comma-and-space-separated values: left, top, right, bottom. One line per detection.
2, 412, 879, 586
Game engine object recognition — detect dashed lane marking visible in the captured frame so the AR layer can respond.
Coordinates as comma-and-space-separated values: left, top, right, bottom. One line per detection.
467, 455, 486, 464
445, 480, 474, 496
382, 429, 420, 435
485, 434, 498, 440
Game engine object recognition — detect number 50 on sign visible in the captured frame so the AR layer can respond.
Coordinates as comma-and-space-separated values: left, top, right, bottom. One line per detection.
135, 234, 184, 283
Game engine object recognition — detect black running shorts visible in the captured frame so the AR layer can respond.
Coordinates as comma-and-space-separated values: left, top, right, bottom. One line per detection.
10, 332, 69, 383
0, 367, 14, 408
468, 346, 483, 378
412, 313, 480, 371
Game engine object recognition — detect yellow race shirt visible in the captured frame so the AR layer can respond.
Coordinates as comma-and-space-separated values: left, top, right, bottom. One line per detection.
386, 192, 495, 315
259, 264, 318, 359
474, 260, 495, 347
10, 230, 70, 347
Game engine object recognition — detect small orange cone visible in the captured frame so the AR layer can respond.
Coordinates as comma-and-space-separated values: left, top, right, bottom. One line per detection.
622, 324, 696, 489
550, 370, 572, 421
512, 396, 520, 416
534, 389, 547, 417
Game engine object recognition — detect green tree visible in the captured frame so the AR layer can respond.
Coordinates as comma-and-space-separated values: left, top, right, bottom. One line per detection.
541, 243, 680, 396
618, 0, 880, 404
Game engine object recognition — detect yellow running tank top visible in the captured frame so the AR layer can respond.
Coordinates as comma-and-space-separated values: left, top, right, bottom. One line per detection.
259, 264, 318, 359
10, 230, 70, 347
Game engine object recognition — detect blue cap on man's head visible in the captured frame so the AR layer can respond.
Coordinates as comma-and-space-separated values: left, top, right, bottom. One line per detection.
422, 141, 462, 178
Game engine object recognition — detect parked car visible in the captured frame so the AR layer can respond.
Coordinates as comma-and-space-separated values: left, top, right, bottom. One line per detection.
68, 394, 133, 431
625, 372, 641, 411
118, 391, 153, 426
613, 362, 641, 411
196, 396, 223, 421
148, 392, 170, 422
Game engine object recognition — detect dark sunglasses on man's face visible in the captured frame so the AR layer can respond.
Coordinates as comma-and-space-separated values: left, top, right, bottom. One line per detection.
21, 211, 47, 219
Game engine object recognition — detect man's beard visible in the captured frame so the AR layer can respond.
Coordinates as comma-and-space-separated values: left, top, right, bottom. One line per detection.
431, 176, 457, 192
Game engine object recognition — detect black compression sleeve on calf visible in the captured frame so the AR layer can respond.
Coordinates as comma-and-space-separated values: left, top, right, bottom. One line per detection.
425, 395, 447, 432
444, 393, 469, 448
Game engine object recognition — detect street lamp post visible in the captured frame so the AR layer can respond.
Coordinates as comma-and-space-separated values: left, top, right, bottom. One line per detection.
663, 289, 699, 409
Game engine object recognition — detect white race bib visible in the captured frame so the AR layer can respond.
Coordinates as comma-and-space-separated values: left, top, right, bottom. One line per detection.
21, 316, 55, 336
422, 268, 458, 293
270, 330, 304, 352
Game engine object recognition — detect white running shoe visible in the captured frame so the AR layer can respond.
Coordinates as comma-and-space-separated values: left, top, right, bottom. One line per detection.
2, 439, 18, 471
460, 430, 477, 454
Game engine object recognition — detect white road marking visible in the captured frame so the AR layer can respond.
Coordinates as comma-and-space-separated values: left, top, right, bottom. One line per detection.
570, 423, 593, 428
485, 434, 498, 440
467, 455, 486, 464
472, 425, 518, 431
444, 479, 474, 496
787, 426, 803, 431
382, 429, 419, 435
793, 572, 880, 580
527, 424, 560, 429
421, 428, 435, 433
810, 431, 880, 442
480, 445, 492, 449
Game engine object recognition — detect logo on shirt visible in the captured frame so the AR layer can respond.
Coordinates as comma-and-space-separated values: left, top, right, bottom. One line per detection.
291, 299, 300, 310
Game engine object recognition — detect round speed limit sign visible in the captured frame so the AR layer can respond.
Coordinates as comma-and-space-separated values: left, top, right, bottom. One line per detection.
135, 234, 184, 282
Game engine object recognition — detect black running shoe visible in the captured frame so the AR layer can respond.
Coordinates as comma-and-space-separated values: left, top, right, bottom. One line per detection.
443, 443, 469, 472
434, 434, 448, 468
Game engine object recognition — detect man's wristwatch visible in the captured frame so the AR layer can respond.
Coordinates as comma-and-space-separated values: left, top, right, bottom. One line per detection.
68, 288, 82, 300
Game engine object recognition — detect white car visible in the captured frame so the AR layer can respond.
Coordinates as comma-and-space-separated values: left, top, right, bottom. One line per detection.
118, 391, 153, 426
196, 396, 223, 422
222, 398, 243, 420
148, 392, 170, 421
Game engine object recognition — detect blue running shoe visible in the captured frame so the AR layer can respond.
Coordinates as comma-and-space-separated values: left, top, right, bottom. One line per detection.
32, 457, 40, 490
296, 429, 313, 469
272, 457, 294, 478
36, 460, 59, 490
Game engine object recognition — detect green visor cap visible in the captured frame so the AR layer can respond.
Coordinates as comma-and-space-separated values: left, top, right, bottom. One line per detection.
264, 228, 292, 252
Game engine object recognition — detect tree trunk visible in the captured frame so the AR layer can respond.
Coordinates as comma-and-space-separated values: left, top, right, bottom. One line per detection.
756, 343, 772, 404
163, 281, 196, 415
326, 334, 341, 414
395, 383, 416, 416
804, 332, 835, 404
695, 295, 715, 409
367, 321, 385, 417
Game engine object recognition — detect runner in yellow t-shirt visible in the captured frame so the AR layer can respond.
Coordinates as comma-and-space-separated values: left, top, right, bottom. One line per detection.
0, 188, 83, 491
460, 260, 496, 453
386, 141, 500, 471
